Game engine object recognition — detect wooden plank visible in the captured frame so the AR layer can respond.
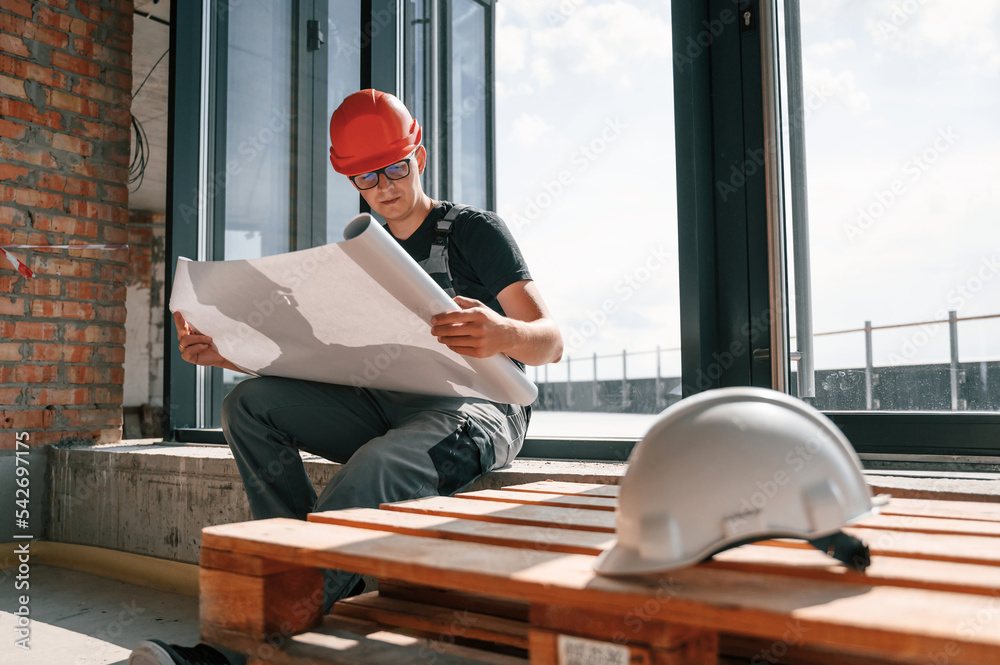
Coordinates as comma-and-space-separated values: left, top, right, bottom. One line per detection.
529, 629, 653, 665
706, 546, 1000, 597
206, 618, 526, 665
380, 496, 616, 533
201, 546, 303, 576
201, 518, 1000, 663
882, 497, 1000, 523
456, 489, 617, 511
529, 604, 706, 650
311, 508, 1000, 597
378, 581, 530, 622
853, 513, 1000, 537
500, 481, 620, 497
719, 634, 921, 665
763, 527, 1000, 566
333, 591, 530, 649
309, 507, 615, 555
199, 565, 322, 641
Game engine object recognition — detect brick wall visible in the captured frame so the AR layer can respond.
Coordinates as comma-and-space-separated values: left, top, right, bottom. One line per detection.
0, 0, 133, 449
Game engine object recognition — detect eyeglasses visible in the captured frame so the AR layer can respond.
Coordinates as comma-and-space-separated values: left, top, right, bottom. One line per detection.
349, 156, 413, 190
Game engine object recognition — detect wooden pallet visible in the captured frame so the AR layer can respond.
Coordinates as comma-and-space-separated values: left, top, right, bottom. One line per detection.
200, 480, 1000, 664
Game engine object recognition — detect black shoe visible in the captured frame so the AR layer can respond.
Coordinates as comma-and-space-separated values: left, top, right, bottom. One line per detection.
129, 640, 242, 665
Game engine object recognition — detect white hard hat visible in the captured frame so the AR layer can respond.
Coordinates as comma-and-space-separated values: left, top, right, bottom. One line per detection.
594, 387, 884, 576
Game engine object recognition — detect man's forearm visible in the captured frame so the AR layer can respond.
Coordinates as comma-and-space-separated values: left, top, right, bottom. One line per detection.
504, 317, 563, 366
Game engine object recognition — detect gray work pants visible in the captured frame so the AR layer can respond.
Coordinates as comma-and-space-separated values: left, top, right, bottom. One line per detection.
221, 375, 527, 608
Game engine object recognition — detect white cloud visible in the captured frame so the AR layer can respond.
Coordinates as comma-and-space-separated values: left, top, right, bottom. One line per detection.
510, 113, 553, 148
806, 38, 855, 59
802, 62, 871, 116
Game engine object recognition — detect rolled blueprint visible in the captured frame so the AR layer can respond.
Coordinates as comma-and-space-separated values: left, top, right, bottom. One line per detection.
169, 213, 538, 406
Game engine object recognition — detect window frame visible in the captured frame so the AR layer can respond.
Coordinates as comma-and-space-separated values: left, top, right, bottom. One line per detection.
167, 0, 1000, 459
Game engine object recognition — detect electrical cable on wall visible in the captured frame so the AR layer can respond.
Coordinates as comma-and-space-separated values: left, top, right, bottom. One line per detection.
130, 48, 169, 192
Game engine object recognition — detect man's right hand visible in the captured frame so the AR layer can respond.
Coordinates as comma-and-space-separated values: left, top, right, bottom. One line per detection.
174, 311, 231, 369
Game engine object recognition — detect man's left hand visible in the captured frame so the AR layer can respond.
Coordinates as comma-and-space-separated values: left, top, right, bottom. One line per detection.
430, 296, 513, 358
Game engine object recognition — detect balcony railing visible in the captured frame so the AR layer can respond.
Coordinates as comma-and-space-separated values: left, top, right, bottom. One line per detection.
533, 311, 1000, 413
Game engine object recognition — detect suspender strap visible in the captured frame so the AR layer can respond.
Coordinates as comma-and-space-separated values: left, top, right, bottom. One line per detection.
421, 204, 468, 298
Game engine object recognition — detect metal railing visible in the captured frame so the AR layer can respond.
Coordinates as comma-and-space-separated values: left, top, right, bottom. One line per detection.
534, 311, 1000, 412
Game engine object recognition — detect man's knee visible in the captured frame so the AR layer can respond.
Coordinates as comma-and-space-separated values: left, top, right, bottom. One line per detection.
221, 376, 277, 432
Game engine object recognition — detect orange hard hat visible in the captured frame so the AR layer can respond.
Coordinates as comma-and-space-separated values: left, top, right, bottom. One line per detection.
329, 89, 422, 176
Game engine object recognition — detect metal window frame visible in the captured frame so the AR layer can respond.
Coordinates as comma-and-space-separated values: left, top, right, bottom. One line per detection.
170, 0, 1000, 458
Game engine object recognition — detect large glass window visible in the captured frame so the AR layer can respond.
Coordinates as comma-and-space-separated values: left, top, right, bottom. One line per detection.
326, 1, 362, 240
495, 1, 680, 439
447, 0, 489, 209
783, 0, 1000, 412
224, 0, 294, 261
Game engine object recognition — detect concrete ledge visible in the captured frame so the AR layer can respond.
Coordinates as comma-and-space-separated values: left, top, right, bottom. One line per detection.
42, 440, 999, 567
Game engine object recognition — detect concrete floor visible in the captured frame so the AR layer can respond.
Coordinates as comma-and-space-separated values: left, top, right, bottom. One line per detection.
0, 565, 199, 665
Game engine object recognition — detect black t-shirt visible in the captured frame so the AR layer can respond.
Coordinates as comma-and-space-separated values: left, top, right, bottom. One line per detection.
392, 202, 532, 317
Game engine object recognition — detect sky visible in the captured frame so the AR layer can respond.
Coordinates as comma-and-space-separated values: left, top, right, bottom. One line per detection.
494, 0, 1000, 382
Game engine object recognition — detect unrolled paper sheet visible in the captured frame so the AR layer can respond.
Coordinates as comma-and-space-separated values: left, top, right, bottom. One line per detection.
168, 214, 538, 406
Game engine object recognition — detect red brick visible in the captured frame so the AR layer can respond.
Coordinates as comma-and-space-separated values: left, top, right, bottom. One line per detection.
14, 188, 64, 210
0, 164, 29, 181
30, 256, 93, 277
1, 147, 59, 170
62, 344, 93, 363
0, 118, 28, 140
25, 62, 68, 89
13, 321, 58, 340
94, 385, 123, 403
35, 5, 74, 32
23, 277, 62, 296
102, 225, 128, 244
107, 106, 130, 128
14, 364, 59, 383
1, 410, 55, 429
101, 184, 129, 205
76, 1, 111, 25
100, 264, 127, 282
66, 199, 113, 221
28, 384, 92, 403
96, 346, 124, 364
0, 97, 63, 130
30, 299, 95, 319
0, 342, 22, 361
64, 280, 113, 300
50, 131, 93, 155
3, 0, 33, 19
110, 366, 124, 384
36, 0, 71, 10
25, 343, 61, 361
0, 297, 25, 316
48, 89, 100, 118
64, 408, 122, 428
63, 324, 122, 344
69, 75, 113, 103
32, 215, 98, 237
96, 304, 126, 323
0, 34, 29, 57
23, 20, 71, 51
102, 69, 130, 92
69, 16, 102, 40
50, 51, 100, 79
0, 388, 23, 405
